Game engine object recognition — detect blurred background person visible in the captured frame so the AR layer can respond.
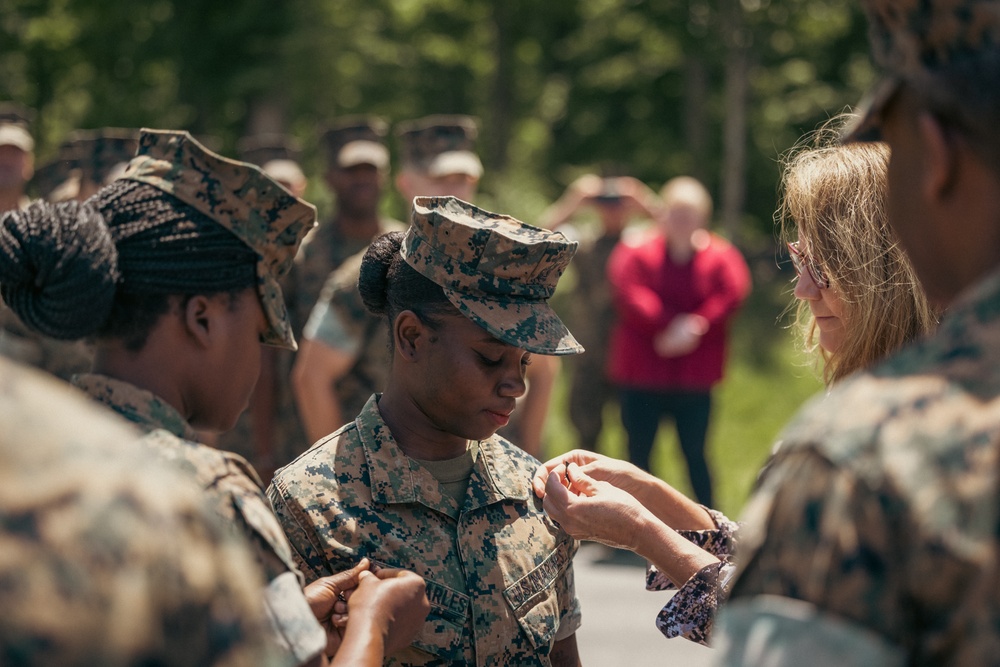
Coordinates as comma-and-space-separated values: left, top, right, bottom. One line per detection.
607, 176, 751, 507
0, 103, 34, 213
540, 171, 657, 451
0, 127, 137, 382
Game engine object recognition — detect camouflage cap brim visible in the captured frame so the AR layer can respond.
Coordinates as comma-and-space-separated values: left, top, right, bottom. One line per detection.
258, 273, 296, 350
445, 288, 584, 356
427, 151, 483, 178
0, 123, 33, 152
338, 140, 390, 170
123, 129, 316, 351
842, 77, 901, 144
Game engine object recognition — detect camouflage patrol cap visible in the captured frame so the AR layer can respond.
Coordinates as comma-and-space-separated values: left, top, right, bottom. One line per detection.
846, 0, 1000, 142
236, 132, 302, 166
0, 103, 33, 153
396, 115, 484, 178
321, 116, 390, 170
121, 129, 317, 350
401, 196, 582, 355
68, 128, 139, 186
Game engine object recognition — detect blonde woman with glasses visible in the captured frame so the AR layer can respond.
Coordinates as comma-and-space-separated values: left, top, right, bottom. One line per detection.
531, 116, 938, 646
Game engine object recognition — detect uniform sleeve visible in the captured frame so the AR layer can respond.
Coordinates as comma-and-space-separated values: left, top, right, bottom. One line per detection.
720, 447, 908, 655
654, 561, 737, 645
554, 555, 583, 641
302, 268, 365, 356
607, 240, 681, 334
267, 477, 345, 583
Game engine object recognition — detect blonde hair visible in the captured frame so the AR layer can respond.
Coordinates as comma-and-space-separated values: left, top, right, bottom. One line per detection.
661, 176, 713, 219
779, 116, 937, 385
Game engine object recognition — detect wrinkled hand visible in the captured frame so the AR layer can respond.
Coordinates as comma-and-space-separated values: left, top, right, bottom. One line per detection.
304, 559, 371, 656
654, 314, 709, 358
541, 462, 654, 551
532, 449, 651, 500
349, 568, 430, 656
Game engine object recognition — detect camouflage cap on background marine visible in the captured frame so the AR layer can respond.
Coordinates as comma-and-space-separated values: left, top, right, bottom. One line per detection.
396, 114, 483, 178
68, 127, 139, 188
846, 0, 1000, 142
122, 129, 317, 350
0, 102, 34, 153
237, 133, 306, 190
401, 195, 582, 355
321, 116, 390, 171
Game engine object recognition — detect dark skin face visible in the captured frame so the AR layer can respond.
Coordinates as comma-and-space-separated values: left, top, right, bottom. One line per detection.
880, 85, 1000, 306
92, 288, 267, 434
377, 311, 530, 461
325, 163, 384, 220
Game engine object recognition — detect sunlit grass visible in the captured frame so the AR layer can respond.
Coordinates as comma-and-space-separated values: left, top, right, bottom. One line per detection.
541, 271, 823, 518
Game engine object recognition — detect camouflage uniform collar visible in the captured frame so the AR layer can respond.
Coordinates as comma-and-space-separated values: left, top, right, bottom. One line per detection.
73, 373, 199, 441
357, 396, 529, 511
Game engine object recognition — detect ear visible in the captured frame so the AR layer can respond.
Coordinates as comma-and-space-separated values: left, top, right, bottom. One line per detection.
183, 294, 217, 349
392, 310, 426, 362
916, 111, 957, 200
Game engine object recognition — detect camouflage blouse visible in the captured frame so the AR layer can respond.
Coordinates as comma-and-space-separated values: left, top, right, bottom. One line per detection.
269, 394, 583, 666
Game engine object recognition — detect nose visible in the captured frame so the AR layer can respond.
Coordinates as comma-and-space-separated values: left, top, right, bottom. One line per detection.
793, 269, 821, 300
497, 364, 528, 399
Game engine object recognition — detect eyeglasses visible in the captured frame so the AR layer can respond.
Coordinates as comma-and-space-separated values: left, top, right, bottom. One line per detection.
787, 241, 830, 289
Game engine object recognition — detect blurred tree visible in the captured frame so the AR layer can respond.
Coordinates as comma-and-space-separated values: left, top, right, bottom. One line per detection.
0, 0, 873, 235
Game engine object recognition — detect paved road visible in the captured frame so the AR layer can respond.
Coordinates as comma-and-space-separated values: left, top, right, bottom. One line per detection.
573, 542, 715, 666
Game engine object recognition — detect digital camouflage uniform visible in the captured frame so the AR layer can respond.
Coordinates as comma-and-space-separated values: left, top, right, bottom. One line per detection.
0, 355, 275, 667
270, 197, 584, 665
62, 130, 327, 667
271, 397, 581, 666
714, 1, 1000, 665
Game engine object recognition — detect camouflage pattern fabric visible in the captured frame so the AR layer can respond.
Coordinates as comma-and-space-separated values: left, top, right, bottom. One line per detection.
269, 395, 583, 666
302, 249, 392, 423
396, 115, 482, 177
0, 356, 275, 667
719, 269, 1000, 664
73, 373, 326, 667
121, 129, 317, 350
401, 196, 582, 356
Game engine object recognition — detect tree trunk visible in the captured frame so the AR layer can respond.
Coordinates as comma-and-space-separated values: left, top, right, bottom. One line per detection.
720, 0, 750, 242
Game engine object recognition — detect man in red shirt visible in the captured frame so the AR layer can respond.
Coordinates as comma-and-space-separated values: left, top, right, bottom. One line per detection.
607, 176, 750, 506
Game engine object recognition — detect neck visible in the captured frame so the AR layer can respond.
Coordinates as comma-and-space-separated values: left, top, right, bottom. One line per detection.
91, 344, 190, 423
334, 209, 380, 241
0, 187, 24, 212
668, 229, 710, 263
377, 385, 470, 460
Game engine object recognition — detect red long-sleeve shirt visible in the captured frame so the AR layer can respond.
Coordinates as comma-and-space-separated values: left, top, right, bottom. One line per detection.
606, 231, 751, 391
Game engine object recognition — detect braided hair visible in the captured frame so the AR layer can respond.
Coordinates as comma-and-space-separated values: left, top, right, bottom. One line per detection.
0, 179, 258, 350
358, 231, 457, 349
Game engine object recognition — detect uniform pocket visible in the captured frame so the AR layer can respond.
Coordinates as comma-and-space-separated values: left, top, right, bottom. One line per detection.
411, 577, 469, 661
502, 543, 573, 651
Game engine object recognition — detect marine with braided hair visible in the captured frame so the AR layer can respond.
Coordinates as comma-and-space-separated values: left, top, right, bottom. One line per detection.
0, 129, 428, 667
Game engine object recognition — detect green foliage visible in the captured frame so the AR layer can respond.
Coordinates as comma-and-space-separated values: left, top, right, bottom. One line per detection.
2, 0, 875, 234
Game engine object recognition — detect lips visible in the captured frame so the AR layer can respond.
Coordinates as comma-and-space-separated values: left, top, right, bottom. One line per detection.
486, 407, 514, 427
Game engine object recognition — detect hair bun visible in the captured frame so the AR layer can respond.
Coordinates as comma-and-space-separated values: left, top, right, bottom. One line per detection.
0, 200, 119, 339
358, 231, 404, 316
